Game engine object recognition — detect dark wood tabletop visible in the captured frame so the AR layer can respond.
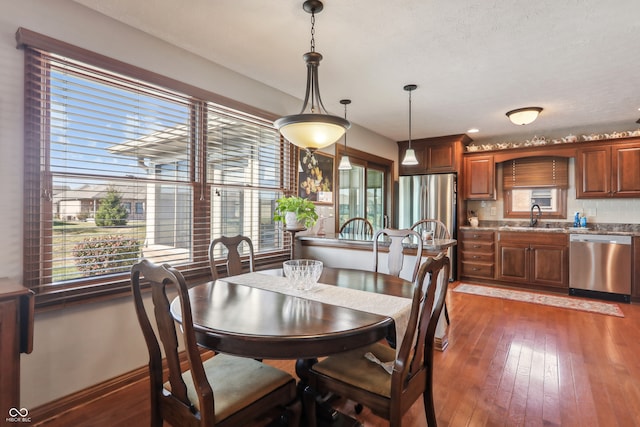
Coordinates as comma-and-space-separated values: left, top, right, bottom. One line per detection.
170, 267, 413, 359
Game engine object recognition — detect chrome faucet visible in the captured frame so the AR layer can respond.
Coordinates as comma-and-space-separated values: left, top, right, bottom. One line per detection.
530, 204, 542, 227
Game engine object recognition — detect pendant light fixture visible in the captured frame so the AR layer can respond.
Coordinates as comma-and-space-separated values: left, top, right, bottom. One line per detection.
506, 107, 543, 125
338, 99, 353, 170
401, 84, 419, 166
274, 0, 350, 151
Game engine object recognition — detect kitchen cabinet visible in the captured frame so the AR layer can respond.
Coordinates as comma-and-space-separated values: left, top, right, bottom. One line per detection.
463, 155, 495, 200
0, 280, 34, 412
497, 232, 568, 289
459, 229, 495, 280
576, 141, 640, 198
398, 134, 470, 175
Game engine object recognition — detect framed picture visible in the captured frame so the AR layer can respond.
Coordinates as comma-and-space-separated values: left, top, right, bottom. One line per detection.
298, 150, 334, 204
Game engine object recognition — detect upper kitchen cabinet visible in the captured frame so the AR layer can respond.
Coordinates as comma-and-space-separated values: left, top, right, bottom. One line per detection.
463, 155, 496, 200
398, 134, 471, 175
576, 140, 640, 198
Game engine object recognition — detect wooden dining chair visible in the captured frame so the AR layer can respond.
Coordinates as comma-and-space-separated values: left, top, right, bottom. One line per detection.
339, 217, 374, 239
411, 218, 451, 325
208, 235, 255, 280
304, 256, 450, 427
372, 228, 423, 282
411, 219, 450, 249
131, 259, 300, 427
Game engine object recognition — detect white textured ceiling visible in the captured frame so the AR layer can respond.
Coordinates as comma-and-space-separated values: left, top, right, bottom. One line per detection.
72, 0, 640, 144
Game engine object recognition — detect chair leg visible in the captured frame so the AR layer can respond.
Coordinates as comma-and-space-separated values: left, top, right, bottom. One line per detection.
444, 302, 450, 325
424, 387, 437, 427
303, 386, 318, 427
283, 398, 302, 427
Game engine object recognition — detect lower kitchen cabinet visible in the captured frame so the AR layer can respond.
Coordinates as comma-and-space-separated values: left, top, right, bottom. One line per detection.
497, 232, 569, 289
459, 229, 495, 280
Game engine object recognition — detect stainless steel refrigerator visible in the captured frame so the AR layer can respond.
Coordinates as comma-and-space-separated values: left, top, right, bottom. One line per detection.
397, 173, 456, 279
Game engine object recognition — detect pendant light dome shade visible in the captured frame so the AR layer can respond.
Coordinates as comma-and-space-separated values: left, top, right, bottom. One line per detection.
275, 114, 350, 151
274, 0, 350, 151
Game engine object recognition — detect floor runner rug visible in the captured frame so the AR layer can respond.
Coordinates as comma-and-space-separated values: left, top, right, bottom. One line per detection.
454, 283, 624, 317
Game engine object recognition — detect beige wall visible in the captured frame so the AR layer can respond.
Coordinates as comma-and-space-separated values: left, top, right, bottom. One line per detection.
0, 0, 396, 409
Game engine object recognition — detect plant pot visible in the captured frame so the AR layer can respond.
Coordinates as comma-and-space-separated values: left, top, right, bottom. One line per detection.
469, 217, 479, 228
285, 211, 304, 230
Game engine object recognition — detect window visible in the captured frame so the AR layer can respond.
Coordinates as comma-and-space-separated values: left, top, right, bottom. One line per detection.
18, 29, 294, 305
502, 157, 568, 219
336, 145, 392, 232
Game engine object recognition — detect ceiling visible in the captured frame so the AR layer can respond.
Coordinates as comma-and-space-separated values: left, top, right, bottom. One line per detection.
73, 0, 640, 144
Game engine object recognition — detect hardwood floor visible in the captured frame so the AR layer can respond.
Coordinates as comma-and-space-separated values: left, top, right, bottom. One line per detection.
32, 282, 640, 426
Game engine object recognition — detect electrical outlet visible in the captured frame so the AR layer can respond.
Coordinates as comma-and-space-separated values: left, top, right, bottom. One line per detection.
490, 207, 497, 216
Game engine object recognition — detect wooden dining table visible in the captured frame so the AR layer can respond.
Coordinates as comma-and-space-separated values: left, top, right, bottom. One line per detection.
170, 266, 414, 360
171, 267, 419, 426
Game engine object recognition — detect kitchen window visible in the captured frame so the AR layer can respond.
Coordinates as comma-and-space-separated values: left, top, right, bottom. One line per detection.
502, 157, 568, 219
18, 29, 294, 306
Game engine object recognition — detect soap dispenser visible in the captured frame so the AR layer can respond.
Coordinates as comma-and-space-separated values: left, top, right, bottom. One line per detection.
573, 212, 580, 228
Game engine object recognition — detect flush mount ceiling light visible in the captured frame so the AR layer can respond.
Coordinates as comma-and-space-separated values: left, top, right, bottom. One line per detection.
506, 107, 543, 125
274, 0, 350, 151
401, 84, 419, 166
338, 99, 353, 170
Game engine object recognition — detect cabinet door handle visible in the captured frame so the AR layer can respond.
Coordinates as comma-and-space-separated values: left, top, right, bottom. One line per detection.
472, 267, 479, 271
473, 234, 480, 238
473, 255, 480, 259
473, 245, 481, 248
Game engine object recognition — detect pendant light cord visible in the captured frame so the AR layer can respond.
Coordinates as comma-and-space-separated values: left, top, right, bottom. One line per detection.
408, 89, 412, 149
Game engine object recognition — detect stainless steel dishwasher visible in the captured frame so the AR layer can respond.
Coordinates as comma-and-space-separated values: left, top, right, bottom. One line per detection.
569, 234, 631, 302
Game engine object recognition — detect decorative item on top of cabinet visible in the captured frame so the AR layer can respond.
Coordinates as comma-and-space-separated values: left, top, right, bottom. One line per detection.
459, 229, 495, 280
463, 155, 496, 200
576, 141, 640, 198
398, 134, 470, 175
497, 231, 568, 289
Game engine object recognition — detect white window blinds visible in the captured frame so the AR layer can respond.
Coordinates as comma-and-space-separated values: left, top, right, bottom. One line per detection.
20, 29, 293, 304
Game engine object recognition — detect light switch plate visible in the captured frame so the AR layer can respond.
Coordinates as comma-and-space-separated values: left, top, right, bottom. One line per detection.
490, 207, 497, 216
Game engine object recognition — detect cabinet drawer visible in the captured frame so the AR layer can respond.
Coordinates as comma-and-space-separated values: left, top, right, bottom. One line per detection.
461, 261, 494, 278
461, 251, 494, 263
460, 230, 494, 242
460, 240, 495, 253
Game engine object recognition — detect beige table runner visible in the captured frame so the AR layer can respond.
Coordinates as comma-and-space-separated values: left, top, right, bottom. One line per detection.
219, 271, 413, 352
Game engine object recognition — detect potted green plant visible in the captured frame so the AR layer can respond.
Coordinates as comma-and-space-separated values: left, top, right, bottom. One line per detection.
273, 196, 318, 230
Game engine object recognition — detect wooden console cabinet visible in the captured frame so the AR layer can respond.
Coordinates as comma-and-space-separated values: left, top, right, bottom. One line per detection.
0, 280, 34, 412
497, 232, 569, 289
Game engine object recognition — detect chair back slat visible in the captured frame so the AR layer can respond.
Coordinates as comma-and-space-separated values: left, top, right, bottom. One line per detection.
208, 235, 255, 280
373, 228, 423, 281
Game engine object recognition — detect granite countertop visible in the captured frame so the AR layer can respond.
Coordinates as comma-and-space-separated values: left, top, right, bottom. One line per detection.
461, 222, 640, 236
